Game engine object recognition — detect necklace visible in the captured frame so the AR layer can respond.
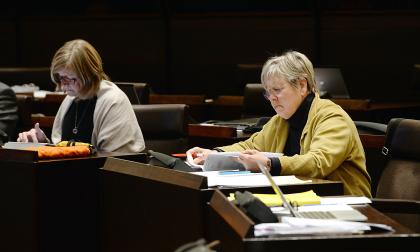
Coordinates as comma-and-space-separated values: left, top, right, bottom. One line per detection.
72, 100, 91, 135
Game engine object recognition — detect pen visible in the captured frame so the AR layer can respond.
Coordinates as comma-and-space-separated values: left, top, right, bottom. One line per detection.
172, 153, 187, 158
218, 170, 251, 175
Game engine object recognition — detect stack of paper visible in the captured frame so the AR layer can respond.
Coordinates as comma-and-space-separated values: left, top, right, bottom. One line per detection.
254, 217, 370, 236
254, 217, 394, 236
192, 171, 311, 187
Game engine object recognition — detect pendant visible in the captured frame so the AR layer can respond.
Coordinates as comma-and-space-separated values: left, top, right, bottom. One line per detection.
72, 127, 78, 134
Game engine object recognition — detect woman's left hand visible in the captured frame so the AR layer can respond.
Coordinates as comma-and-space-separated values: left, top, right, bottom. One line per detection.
236, 150, 270, 172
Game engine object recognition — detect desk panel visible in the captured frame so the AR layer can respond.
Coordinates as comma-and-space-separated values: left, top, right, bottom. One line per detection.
0, 149, 145, 252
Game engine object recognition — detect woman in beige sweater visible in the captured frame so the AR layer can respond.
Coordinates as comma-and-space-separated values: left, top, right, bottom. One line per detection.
17, 39, 145, 153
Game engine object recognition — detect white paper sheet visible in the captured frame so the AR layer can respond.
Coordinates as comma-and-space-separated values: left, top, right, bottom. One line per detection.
191, 172, 311, 187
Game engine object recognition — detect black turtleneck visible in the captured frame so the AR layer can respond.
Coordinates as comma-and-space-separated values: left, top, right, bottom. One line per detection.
270, 93, 315, 175
284, 93, 315, 156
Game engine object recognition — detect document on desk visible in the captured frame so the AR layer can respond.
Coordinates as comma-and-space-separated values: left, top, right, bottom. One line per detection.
2, 141, 53, 150
254, 217, 372, 236
187, 151, 283, 172
320, 196, 372, 205
254, 216, 394, 236
191, 171, 310, 187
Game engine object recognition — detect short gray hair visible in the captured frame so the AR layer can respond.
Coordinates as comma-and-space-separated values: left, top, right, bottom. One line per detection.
261, 51, 318, 94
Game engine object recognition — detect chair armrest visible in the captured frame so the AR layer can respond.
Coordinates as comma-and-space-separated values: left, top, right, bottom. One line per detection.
354, 121, 387, 135
371, 198, 420, 214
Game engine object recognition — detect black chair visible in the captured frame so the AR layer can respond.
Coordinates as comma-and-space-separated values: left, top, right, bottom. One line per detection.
115, 82, 150, 104
371, 118, 420, 232
133, 104, 189, 154
354, 121, 387, 135
15, 95, 33, 139
353, 120, 388, 196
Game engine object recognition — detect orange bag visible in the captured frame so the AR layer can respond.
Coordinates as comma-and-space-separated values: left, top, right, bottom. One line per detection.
25, 145, 92, 159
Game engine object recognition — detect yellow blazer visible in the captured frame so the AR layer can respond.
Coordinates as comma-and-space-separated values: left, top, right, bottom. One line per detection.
219, 94, 372, 197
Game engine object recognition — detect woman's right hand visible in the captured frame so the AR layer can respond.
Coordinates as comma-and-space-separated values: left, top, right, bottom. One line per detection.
17, 123, 47, 143
186, 147, 217, 165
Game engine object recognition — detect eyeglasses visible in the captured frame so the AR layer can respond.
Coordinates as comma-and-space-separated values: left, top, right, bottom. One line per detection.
263, 88, 283, 100
54, 73, 77, 86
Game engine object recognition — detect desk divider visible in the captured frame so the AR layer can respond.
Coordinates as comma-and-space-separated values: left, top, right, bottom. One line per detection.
101, 157, 210, 252
209, 189, 254, 239
189, 124, 237, 138
0, 148, 39, 162
103, 157, 207, 189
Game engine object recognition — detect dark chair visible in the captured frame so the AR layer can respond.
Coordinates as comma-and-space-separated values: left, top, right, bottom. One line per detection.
371, 118, 420, 232
133, 104, 189, 154
0, 67, 54, 91
15, 95, 34, 138
149, 94, 207, 122
242, 83, 275, 119
115, 82, 150, 104
0, 84, 19, 142
354, 121, 387, 135
354, 121, 388, 196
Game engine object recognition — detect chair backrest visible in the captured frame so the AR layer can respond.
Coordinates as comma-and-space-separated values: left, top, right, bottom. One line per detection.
376, 118, 420, 230
376, 118, 420, 200
115, 82, 150, 104
0, 83, 19, 142
242, 83, 275, 118
353, 121, 387, 196
133, 104, 189, 154
15, 95, 33, 138
149, 94, 207, 122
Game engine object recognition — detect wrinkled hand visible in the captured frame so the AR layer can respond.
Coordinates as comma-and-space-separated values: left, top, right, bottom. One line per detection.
17, 123, 47, 143
186, 147, 217, 165
236, 149, 270, 172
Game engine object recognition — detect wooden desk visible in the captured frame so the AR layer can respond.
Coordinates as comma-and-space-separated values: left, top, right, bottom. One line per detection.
101, 158, 343, 252
206, 190, 420, 252
188, 123, 251, 148
16, 92, 66, 116
188, 123, 385, 149
0, 149, 146, 252
15, 92, 65, 135
331, 98, 420, 123
204, 95, 420, 123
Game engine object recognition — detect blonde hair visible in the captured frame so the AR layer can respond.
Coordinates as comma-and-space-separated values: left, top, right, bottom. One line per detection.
50, 39, 109, 99
261, 50, 318, 94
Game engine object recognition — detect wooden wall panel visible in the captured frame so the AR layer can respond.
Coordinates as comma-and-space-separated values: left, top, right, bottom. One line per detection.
1, 6, 419, 99
0, 19, 17, 66
320, 11, 420, 100
170, 12, 316, 96
18, 16, 167, 92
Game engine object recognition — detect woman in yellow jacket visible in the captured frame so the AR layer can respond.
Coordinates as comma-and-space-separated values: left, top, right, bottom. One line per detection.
187, 51, 371, 197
